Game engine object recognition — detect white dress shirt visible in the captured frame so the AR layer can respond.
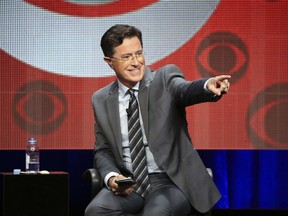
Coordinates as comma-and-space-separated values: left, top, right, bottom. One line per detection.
104, 81, 163, 187
104, 78, 213, 187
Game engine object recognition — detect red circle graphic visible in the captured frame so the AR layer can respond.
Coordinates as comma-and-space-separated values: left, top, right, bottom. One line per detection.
25, 0, 158, 17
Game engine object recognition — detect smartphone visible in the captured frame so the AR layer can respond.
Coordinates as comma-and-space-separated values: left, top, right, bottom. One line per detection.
115, 178, 136, 185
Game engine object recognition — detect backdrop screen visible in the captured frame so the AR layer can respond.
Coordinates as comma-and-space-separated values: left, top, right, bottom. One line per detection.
1, 0, 287, 149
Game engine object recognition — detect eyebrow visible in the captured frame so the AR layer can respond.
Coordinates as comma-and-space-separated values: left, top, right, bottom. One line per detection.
119, 50, 143, 57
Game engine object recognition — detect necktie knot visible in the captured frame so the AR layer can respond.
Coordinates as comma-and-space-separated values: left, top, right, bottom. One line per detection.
127, 89, 137, 116
128, 88, 135, 95
127, 89, 136, 100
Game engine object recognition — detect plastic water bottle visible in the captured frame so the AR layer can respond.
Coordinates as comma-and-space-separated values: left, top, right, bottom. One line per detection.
26, 137, 40, 173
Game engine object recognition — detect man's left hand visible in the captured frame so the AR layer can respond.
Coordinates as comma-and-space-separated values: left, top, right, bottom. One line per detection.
207, 75, 231, 96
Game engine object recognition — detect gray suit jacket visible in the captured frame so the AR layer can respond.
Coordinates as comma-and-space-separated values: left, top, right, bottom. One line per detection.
92, 64, 221, 213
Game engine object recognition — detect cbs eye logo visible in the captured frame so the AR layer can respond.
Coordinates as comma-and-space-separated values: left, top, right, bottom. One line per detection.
12, 80, 67, 134
196, 32, 249, 83
25, 0, 156, 17
246, 83, 288, 149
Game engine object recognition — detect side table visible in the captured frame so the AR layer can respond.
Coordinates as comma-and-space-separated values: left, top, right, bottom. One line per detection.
0, 172, 69, 216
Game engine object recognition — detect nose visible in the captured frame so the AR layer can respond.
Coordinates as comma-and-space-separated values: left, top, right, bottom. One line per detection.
130, 54, 140, 65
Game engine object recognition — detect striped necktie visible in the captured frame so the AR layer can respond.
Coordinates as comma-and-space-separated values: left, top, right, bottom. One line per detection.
127, 89, 150, 198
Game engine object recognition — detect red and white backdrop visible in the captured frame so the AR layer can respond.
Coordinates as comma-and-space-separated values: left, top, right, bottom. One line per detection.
1, 0, 287, 150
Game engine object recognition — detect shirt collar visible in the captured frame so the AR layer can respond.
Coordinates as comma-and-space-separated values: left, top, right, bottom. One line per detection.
117, 80, 140, 98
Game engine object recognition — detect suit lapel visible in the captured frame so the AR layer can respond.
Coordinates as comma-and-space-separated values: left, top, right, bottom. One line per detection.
106, 81, 123, 156
139, 67, 154, 139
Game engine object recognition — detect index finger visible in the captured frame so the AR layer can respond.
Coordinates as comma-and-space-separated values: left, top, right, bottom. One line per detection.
214, 75, 231, 81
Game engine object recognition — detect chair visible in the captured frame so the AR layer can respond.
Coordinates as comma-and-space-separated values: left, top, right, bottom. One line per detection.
83, 168, 213, 200
83, 168, 102, 199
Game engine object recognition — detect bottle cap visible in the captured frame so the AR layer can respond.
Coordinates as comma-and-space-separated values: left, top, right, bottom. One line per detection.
28, 137, 37, 144
13, 169, 21, 175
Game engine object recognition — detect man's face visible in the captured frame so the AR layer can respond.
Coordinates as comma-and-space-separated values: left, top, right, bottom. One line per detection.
104, 37, 146, 88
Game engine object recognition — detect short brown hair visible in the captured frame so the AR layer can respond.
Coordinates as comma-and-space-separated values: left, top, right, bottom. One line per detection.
100, 24, 143, 57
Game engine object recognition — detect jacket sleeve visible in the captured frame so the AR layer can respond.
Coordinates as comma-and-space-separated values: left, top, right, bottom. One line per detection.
163, 64, 221, 106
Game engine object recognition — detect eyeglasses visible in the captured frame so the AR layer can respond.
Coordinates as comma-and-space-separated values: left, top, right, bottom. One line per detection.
110, 50, 144, 62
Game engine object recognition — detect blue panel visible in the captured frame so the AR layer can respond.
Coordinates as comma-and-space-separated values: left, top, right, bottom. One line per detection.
198, 150, 288, 209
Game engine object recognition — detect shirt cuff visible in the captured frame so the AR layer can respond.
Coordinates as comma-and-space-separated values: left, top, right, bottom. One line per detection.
104, 172, 119, 189
204, 78, 212, 92
204, 78, 217, 97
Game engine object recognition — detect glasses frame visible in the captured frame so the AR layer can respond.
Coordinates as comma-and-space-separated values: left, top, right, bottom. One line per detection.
109, 50, 145, 62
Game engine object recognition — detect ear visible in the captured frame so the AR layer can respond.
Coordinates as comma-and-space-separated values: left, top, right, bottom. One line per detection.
104, 57, 113, 68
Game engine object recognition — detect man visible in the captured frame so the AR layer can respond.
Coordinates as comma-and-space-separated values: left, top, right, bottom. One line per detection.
85, 24, 230, 216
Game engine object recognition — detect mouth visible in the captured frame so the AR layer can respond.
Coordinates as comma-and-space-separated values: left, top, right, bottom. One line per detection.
127, 67, 142, 75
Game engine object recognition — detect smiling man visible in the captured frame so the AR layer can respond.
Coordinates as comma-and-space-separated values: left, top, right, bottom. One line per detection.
85, 24, 230, 216
103, 36, 145, 89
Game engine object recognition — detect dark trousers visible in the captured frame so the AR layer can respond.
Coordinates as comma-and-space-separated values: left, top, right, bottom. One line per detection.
85, 173, 210, 216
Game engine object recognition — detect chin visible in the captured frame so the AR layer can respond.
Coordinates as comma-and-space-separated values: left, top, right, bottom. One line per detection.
135, 74, 144, 82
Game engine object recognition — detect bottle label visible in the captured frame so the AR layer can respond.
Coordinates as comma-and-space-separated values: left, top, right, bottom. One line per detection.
26, 138, 39, 172
26, 154, 30, 170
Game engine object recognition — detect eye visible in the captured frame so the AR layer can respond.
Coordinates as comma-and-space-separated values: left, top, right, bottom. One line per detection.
12, 80, 67, 134
136, 51, 144, 56
196, 32, 249, 84
246, 83, 288, 149
121, 55, 131, 61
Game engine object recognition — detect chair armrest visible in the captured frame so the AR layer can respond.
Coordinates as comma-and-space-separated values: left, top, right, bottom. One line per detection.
83, 168, 102, 199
